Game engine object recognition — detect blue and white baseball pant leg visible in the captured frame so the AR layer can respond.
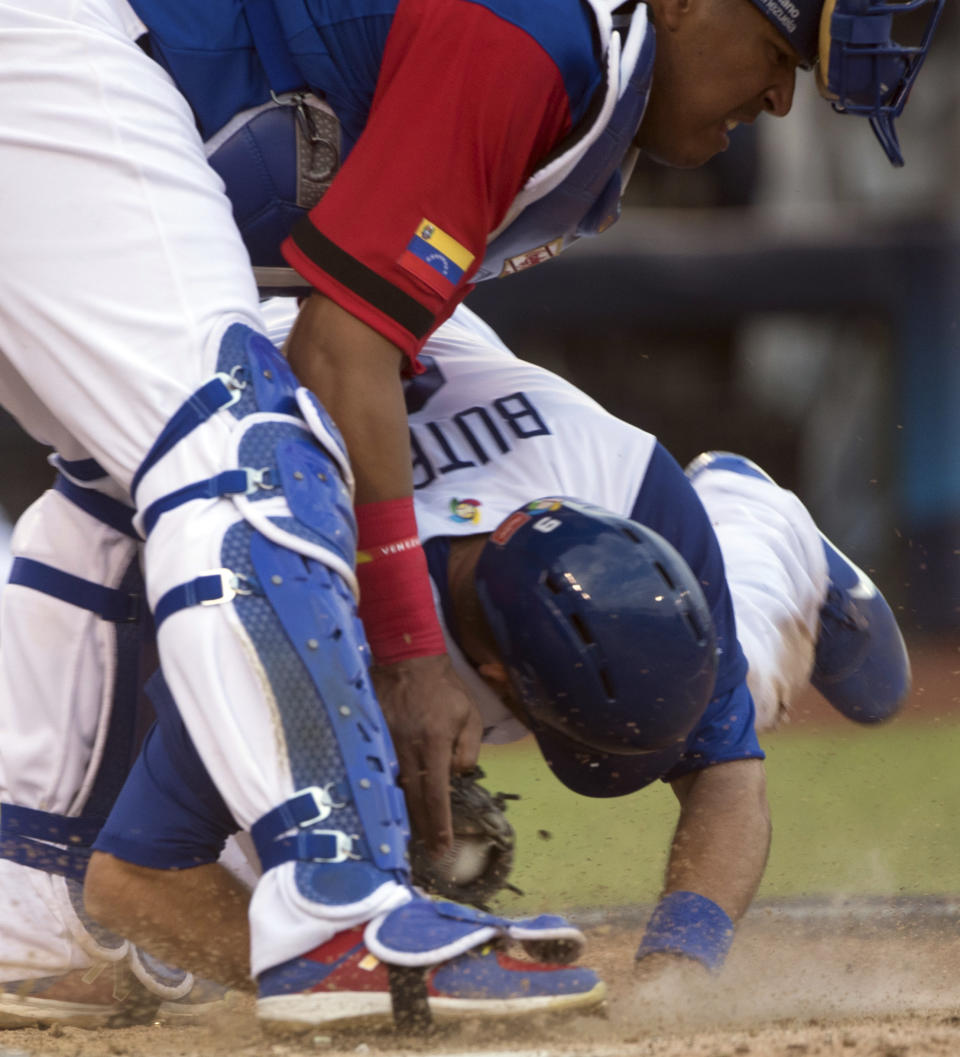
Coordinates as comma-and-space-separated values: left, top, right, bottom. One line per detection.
0, 481, 253, 1001
689, 468, 828, 729
0, 486, 142, 982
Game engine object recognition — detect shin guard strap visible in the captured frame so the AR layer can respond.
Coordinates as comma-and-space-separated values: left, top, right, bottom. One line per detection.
252, 787, 359, 872
132, 373, 245, 502
142, 469, 262, 535
252, 789, 360, 871
9, 558, 141, 624
154, 568, 257, 628
256, 829, 357, 871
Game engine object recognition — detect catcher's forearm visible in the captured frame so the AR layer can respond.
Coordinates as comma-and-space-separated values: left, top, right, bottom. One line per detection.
636, 759, 770, 971
285, 293, 409, 504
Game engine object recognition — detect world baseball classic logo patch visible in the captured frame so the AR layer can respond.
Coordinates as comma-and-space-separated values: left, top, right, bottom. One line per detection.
449, 497, 481, 524
398, 218, 475, 295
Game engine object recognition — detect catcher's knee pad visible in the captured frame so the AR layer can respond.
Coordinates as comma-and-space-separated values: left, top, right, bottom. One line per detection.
137, 324, 409, 906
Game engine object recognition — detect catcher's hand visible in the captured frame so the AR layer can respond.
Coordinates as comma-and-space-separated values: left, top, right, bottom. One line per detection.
409, 768, 518, 909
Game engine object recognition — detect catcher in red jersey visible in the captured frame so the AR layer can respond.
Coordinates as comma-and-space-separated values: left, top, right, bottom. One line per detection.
0, 0, 935, 1029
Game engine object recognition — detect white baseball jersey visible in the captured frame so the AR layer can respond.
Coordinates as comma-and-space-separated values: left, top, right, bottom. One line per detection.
403, 308, 652, 744
406, 308, 656, 541
406, 305, 825, 742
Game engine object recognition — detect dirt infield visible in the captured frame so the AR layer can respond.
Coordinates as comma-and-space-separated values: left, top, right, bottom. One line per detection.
1, 638, 956, 1057
2, 901, 960, 1057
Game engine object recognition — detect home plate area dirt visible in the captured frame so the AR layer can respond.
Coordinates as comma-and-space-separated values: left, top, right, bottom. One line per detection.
2, 899, 960, 1057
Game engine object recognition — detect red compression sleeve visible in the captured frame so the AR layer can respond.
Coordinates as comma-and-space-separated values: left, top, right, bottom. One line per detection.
356, 498, 446, 664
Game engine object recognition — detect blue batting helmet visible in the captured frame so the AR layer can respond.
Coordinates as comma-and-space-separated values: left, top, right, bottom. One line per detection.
474, 498, 718, 797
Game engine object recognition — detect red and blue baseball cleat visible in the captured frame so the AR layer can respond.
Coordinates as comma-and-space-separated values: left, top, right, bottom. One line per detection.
257, 923, 605, 1031
685, 451, 911, 724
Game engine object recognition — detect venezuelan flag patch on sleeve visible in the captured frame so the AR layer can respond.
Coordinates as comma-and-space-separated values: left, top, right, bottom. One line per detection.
398, 219, 475, 295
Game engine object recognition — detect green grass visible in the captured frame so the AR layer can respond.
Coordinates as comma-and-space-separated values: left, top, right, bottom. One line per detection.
478, 718, 960, 913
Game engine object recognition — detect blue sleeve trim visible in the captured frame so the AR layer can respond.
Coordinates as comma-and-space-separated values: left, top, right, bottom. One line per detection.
630, 442, 748, 697
665, 680, 764, 781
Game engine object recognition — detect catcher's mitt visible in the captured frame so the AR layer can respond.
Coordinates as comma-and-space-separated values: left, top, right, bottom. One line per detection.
409, 768, 518, 909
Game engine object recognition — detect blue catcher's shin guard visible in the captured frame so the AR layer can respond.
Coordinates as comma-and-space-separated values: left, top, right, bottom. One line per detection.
142, 325, 602, 1021
142, 324, 409, 909
212, 328, 410, 911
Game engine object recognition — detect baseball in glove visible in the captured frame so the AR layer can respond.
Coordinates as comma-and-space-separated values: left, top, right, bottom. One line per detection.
409, 768, 519, 909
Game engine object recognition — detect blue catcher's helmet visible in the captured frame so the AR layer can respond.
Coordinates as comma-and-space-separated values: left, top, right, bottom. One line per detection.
474, 498, 718, 798
747, 0, 943, 167
816, 0, 944, 167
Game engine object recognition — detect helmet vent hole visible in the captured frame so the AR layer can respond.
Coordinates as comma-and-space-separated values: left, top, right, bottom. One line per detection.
569, 612, 594, 646
654, 562, 675, 590
545, 573, 565, 594
683, 611, 706, 644
622, 527, 642, 543
599, 669, 615, 699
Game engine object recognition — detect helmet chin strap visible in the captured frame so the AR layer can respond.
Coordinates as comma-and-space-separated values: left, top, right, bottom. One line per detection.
816, 0, 945, 167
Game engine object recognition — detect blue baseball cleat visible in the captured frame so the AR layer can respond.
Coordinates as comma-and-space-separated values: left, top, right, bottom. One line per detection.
685, 452, 911, 724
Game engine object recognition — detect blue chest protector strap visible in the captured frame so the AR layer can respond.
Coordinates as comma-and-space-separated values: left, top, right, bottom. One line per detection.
474, 8, 655, 280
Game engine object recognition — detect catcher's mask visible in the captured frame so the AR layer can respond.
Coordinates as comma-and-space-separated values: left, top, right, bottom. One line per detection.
747, 0, 944, 166
816, 0, 944, 166
474, 498, 717, 797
